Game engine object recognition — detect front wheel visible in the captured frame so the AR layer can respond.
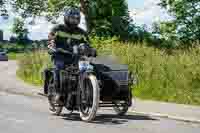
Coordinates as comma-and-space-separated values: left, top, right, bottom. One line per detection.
79, 74, 100, 122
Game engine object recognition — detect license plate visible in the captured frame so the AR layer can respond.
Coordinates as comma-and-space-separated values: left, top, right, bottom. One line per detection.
78, 61, 93, 71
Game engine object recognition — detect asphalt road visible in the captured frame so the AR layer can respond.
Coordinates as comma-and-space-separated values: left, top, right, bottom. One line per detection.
0, 61, 200, 133
1, 89, 200, 133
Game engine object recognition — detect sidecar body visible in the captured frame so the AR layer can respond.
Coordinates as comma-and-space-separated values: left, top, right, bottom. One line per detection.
92, 55, 133, 107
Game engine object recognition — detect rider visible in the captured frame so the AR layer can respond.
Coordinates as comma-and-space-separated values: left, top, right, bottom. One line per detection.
47, 7, 89, 107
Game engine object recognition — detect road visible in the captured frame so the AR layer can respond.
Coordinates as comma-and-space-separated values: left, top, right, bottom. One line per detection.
0, 61, 39, 96
0, 61, 200, 133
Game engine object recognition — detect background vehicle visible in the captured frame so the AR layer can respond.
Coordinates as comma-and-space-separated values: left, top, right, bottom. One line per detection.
0, 50, 8, 61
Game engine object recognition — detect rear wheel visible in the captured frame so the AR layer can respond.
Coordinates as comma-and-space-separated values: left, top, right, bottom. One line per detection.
48, 76, 63, 116
79, 74, 100, 122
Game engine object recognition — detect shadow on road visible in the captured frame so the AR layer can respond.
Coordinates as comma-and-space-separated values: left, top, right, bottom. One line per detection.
61, 112, 158, 125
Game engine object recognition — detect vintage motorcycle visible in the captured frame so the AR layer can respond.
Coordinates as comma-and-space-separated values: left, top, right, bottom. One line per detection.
43, 43, 135, 122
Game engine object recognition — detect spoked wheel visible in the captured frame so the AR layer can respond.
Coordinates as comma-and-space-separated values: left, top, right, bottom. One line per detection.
79, 74, 100, 122
48, 76, 63, 116
113, 101, 129, 116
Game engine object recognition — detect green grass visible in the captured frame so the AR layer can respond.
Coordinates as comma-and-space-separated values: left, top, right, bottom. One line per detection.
108, 42, 200, 105
16, 38, 200, 105
8, 52, 24, 60
16, 49, 52, 86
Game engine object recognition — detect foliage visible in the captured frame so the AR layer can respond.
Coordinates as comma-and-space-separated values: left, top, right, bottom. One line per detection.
89, 0, 130, 39
11, 0, 47, 18
0, 0, 9, 19
11, 17, 29, 42
1, 0, 131, 40
128, 24, 155, 44
111, 0, 130, 39
0, 29, 3, 41
0, 41, 45, 53
152, 21, 180, 49
159, 0, 200, 45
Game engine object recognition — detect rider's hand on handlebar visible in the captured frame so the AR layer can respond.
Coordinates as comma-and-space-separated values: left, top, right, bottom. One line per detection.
48, 33, 56, 48
48, 40, 55, 48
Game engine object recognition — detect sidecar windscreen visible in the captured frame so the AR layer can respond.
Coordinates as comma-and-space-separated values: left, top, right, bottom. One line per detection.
92, 55, 128, 72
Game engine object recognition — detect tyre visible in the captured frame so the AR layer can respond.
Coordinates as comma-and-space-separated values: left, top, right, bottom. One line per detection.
48, 76, 63, 116
79, 74, 100, 122
113, 101, 129, 116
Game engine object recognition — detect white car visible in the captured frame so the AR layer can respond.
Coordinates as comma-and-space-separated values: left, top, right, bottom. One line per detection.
0, 51, 8, 61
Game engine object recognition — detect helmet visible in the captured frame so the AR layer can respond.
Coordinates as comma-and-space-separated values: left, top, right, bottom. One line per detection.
64, 7, 81, 27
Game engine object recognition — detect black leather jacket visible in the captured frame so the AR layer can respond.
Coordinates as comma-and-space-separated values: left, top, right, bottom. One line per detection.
48, 24, 89, 60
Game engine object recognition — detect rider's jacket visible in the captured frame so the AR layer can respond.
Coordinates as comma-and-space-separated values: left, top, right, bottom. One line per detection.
48, 24, 89, 61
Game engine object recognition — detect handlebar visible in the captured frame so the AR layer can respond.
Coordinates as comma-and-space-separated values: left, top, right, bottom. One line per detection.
48, 43, 97, 57
48, 46, 73, 55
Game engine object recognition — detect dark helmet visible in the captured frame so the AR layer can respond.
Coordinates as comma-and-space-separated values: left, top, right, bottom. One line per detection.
64, 7, 81, 27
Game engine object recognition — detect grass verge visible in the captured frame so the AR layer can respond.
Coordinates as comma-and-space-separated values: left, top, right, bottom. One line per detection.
16, 38, 200, 105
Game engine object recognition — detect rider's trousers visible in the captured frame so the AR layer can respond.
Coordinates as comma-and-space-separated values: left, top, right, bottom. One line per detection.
53, 59, 65, 93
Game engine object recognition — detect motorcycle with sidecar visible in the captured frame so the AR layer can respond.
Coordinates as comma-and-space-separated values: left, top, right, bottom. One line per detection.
43, 43, 135, 122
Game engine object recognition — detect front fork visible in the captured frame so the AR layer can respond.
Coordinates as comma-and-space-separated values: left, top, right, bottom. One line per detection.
76, 71, 86, 107
76, 71, 95, 108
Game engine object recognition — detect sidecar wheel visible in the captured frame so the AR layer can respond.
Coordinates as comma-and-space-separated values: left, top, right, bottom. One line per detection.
54, 106, 63, 116
113, 101, 129, 116
79, 74, 100, 122
48, 103, 63, 116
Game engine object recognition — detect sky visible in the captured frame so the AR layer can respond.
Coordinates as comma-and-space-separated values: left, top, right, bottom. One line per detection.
0, 0, 171, 40
127, 0, 171, 27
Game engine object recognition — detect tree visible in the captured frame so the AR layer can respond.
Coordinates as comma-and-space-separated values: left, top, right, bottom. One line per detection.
11, 0, 90, 30
111, 0, 130, 39
0, 30, 3, 41
159, 0, 200, 45
88, 0, 131, 39
11, 0, 130, 39
152, 21, 180, 48
0, 0, 9, 19
1, 0, 132, 40
12, 17, 29, 41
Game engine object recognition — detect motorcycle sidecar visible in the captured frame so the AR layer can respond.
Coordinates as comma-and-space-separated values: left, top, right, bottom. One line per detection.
92, 55, 134, 115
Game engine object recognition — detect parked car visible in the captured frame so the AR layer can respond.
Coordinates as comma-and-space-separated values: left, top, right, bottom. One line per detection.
0, 50, 8, 61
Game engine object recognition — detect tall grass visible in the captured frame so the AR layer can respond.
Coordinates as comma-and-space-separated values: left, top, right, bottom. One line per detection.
17, 38, 200, 105
8, 52, 24, 60
111, 43, 200, 105
17, 49, 52, 86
